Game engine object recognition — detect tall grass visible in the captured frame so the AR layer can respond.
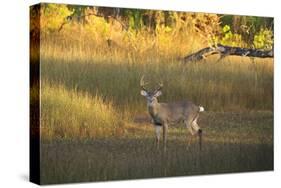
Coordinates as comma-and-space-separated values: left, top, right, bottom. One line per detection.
41, 57, 273, 112
40, 13, 205, 64
41, 84, 125, 140
38, 26, 273, 141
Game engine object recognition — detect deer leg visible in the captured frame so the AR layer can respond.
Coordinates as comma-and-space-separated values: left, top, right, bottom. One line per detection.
191, 119, 203, 151
188, 126, 196, 148
184, 120, 194, 149
163, 123, 168, 151
198, 129, 203, 151
184, 120, 193, 140
191, 120, 200, 132
154, 125, 161, 149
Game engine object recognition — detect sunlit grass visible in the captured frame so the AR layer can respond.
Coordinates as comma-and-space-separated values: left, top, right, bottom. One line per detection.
41, 56, 273, 113
40, 39, 273, 139
37, 26, 273, 184
40, 84, 126, 140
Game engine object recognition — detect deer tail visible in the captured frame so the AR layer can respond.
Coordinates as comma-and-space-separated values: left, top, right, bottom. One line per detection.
199, 106, 204, 112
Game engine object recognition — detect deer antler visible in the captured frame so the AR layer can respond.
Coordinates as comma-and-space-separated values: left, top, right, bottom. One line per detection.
156, 82, 163, 91
140, 75, 148, 91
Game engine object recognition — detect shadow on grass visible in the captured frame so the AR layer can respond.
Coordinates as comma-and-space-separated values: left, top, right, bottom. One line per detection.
40, 137, 273, 185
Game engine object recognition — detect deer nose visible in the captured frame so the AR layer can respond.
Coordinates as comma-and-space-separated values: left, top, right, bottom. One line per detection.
147, 98, 153, 103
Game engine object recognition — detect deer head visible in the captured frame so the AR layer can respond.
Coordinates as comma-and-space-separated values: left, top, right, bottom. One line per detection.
140, 75, 163, 104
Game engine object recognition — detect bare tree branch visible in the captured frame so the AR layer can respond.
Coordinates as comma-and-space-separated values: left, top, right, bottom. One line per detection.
182, 44, 274, 64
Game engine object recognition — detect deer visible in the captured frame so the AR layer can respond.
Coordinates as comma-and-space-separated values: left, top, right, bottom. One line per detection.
140, 76, 204, 150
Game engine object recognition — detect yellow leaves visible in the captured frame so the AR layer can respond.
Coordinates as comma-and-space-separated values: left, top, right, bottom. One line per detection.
222, 25, 231, 33
220, 25, 243, 47
253, 29, 273, 49
41, 4, 74, 32
86, 15, 110, 38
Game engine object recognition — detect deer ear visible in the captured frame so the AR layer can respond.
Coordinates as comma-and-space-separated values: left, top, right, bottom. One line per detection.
140, 90, 148, 96
154, 90, 162, 97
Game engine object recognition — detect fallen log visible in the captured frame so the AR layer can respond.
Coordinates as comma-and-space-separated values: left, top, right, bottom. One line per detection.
182, 44, 274, 64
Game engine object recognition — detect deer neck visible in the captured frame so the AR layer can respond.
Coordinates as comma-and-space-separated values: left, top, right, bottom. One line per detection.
147, 101, 160, 119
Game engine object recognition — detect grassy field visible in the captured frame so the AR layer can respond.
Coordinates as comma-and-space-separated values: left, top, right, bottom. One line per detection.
35, 28, 273, 184
40, 111, 273, 184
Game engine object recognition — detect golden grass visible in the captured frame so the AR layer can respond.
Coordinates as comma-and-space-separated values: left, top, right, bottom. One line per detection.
38, 30, 273, 138
41, 57, 273, 111
40, 84, 126, 140
35, 14, 273, 184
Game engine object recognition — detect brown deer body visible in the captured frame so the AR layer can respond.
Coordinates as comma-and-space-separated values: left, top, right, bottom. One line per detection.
140, 76, 204, 150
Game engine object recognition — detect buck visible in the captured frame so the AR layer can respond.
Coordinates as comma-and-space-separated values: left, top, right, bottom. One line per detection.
140, 76, 204, 150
